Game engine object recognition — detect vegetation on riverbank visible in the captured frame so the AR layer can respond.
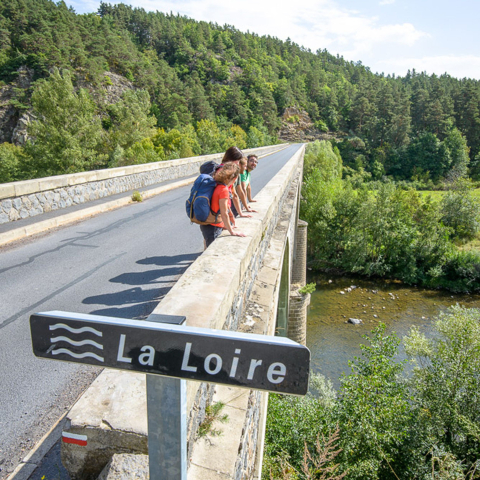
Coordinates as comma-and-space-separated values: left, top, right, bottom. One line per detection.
301, 141, 480, 293
263, 306, 480, 479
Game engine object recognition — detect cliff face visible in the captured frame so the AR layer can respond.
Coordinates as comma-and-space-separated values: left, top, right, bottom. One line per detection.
0, 68, 134, 146
278, 106, 324, 142
278, 106, 346, 143
0, 66, 34, 144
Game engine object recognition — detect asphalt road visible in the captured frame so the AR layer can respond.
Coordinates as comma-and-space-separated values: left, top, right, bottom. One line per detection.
0, 143, 302, 478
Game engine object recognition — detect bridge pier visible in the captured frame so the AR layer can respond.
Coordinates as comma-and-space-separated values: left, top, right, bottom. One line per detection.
287, 220, 310, 345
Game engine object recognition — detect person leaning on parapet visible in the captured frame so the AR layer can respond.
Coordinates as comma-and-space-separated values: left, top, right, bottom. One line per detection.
236, 154, 258, 213
199, 145, 243, 175
200, 163, 246, 249
200, 146, 251, 221
231, 157, 253, 219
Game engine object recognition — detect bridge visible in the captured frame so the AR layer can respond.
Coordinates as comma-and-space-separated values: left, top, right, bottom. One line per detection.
0, 143, 308, 479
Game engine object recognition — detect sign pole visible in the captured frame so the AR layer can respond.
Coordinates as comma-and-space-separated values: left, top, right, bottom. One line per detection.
145, 314, 187, 480
146, 375, 187, 479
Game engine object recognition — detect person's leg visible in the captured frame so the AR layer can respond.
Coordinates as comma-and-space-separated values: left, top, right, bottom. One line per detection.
200, 224, 215, 250
213, 226, 223, 241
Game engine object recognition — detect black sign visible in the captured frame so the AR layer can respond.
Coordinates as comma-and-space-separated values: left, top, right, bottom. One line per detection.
30, 311, 310, 395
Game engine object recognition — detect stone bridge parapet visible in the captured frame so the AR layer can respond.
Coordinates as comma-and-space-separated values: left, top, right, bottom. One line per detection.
60, 144, 308, 480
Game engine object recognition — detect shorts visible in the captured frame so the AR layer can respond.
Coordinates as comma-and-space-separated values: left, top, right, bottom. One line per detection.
200, 224, 223, 248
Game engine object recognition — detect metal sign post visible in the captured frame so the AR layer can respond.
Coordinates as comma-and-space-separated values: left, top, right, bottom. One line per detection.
30, 310, 311, 478
145, 314, 187, 480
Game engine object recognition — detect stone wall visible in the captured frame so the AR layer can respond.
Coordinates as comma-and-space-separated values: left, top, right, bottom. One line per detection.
0, 144, 287, 225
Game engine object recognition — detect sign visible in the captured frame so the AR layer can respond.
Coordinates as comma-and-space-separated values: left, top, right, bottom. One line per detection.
30, 311, 310, 395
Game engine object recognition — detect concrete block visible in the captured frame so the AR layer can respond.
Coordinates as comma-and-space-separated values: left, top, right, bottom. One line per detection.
62, 370, 148, 480
190, 396, 247, 475
15, 180, 40, 196
188, 464, 232, 480
97, 454, 148, 480
38, 175, 69, 191
0, 183, 15, 200
67, 171, 99, 185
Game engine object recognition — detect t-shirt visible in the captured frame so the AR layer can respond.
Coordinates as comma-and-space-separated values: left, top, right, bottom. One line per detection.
211, 184, 230, 228
240, 170, 251, 186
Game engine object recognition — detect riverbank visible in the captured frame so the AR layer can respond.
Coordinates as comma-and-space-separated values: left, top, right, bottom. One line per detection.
306, 272, 480, 385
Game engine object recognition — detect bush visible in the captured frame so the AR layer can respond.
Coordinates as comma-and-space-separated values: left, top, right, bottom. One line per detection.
0, 143, 24, 182
405, 306, 480, 472
264, 374, 337, 473
441, 181, 480, 240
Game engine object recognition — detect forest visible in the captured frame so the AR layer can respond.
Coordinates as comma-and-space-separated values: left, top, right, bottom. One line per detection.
0, 0, 480, 184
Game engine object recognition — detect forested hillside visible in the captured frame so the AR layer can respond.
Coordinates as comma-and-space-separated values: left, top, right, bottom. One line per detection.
1, 0, 480, 182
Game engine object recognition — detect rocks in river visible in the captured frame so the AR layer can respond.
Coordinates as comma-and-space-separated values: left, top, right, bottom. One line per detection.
348, 318, 363, 325
339, 285, 357, 294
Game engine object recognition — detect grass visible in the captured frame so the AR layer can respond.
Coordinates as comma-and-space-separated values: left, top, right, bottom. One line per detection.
198, 402, 228, 438
131, 190, 143, 202
419, 188, 480, 201
456, 234, 480, 252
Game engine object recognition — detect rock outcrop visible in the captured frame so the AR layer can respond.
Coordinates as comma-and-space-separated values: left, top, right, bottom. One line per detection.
0, 68, 135, 147
0, 66, 34, 144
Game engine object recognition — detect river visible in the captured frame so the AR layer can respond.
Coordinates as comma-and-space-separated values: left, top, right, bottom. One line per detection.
306, 273, 480, 386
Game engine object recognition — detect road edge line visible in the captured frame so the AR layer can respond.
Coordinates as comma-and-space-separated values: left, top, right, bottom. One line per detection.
6, 413, 67, 480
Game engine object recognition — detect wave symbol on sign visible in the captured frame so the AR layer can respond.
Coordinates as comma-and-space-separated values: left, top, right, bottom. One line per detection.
49, 323, 104, 363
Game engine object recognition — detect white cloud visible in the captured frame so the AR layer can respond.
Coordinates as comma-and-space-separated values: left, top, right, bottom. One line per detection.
379, 0, 396, 5
377, 54, 480, 79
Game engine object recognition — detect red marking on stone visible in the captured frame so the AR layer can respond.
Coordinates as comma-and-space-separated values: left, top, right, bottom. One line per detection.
62, 432, 87, 446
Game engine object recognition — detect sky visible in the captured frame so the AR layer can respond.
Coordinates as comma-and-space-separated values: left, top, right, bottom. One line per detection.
67, 0, 480, 80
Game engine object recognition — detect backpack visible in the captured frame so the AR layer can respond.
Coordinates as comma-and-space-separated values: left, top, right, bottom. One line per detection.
199, 160, 218, 175
186, 174, 222, 225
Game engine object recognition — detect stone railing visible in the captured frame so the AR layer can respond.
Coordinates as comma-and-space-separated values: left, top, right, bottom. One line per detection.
0, 145, 287, 225
60, 144, 305, 480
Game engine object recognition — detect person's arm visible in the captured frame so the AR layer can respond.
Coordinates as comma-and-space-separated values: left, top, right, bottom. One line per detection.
235, 182, 251, 212
247, 183, 256, 203
219, 198, 245, 237
241, 182, 257, 211
232, 192, 251, 219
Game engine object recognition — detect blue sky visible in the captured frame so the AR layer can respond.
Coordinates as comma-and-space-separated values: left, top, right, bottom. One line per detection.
67, 0, 480, 80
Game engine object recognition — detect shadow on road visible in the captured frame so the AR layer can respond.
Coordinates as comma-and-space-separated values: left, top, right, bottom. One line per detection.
82, 252, 200, 319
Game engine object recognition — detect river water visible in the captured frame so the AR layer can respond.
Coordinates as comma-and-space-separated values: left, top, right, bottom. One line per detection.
306, 273, 480, 386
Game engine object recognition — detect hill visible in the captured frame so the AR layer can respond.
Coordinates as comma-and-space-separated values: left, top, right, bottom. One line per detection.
0, 0, 479, 182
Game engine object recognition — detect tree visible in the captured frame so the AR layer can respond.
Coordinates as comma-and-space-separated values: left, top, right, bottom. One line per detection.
196, 119, 222, 153
0, 142, 23, 182
440, 180, 480, 240
337, 325, 414, 480
25, 68, 106, 176
405, 306, 480, 472
444, 127, 470, 181
104, 89, 156, 155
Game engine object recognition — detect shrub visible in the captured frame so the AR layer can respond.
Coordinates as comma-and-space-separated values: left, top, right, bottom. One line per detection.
405, 306, 480, 472
441, 181, 480, 240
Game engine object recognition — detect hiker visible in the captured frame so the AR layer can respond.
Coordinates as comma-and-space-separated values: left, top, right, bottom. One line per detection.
200, 163, 246, 249
231, 157, 252, 219
236, 154, 258, 212
199, 146, 244, 175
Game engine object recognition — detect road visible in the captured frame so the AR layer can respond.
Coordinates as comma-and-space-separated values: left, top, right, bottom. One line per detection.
0, 144, 302, 477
